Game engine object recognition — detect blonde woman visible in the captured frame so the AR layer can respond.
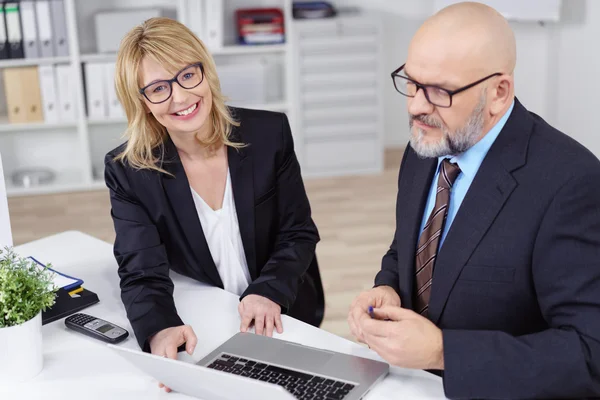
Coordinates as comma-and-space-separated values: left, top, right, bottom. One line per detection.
104, 17, 323, 366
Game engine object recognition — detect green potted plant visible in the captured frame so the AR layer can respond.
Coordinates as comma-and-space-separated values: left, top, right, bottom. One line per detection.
0, 247, 57, 382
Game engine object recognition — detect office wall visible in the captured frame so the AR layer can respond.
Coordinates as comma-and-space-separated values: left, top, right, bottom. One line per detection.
361, 0, 599, 156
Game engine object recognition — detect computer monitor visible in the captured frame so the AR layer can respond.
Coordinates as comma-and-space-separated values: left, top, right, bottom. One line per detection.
0, 153, 13, 247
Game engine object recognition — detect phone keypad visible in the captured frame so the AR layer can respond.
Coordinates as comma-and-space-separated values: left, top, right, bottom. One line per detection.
68, 314, 96, 326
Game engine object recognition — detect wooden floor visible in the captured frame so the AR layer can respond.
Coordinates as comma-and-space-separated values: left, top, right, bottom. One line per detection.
7, 149, 404, 341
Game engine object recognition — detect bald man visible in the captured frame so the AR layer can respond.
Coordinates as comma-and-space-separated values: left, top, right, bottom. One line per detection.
348, 2, 600, 398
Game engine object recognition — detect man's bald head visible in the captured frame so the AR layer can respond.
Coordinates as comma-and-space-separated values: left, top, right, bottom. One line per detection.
401, 2, 517, 159
408, 2, 516, 81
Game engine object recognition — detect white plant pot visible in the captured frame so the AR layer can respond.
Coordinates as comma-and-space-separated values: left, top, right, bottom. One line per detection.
0, 311, 43, 382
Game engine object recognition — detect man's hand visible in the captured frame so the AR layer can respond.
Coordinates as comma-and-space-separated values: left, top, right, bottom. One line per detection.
360, 306, 444, 370
348, 286, 401, 343
149, 325, 197, 392
239, 294, 283, 337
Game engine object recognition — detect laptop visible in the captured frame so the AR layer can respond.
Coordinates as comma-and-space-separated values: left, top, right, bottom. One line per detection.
110, 332, 389, 400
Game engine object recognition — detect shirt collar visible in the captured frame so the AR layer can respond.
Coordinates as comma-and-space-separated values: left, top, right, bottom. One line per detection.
438, 100, 515, 179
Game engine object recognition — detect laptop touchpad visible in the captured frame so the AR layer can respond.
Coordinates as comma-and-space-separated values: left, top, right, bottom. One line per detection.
275, 343, 334, 371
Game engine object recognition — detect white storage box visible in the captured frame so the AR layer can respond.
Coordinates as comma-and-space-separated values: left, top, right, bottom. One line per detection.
94, 8, 176, 53
216, 61, 282, 106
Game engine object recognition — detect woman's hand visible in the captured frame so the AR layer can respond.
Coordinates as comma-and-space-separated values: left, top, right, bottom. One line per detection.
238, 294, 283, 337
149, 325, 197, 392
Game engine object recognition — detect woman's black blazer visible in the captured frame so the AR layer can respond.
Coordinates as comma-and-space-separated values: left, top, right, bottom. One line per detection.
104, 107, 323, 351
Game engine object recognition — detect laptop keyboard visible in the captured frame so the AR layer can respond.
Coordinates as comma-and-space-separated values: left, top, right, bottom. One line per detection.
207, 353, 356, 400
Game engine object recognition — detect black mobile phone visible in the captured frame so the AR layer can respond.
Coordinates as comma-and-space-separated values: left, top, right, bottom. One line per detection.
65, 313, 129, 344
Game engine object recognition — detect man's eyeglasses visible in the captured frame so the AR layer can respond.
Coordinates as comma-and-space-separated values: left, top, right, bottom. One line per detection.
139, 63, 205, 104
391, 63, 502, 108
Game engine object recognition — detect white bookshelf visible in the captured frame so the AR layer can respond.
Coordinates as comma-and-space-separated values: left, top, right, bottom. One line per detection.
0, 0, 385, 197
0, 0, 297, 197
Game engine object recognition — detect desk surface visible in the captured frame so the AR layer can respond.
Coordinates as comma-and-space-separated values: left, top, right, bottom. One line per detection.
2, 231, 446, 399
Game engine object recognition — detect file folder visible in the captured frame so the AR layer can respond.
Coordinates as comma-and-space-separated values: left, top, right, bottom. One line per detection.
30, 256, 99, 325
5, 1, 24, 59
84, 62, 107, 119
42, 287, 99, 325
104, 62, 125, 119
0, 3, 10, 59
55, 64, 77, 122
20, 0, 39, 58
28, 256, 83, 291
38, 64, 60, 123
204, 0, 223, 49
188, 0, 206, 41
35, 0, 54, 57
50, 0, 68, 56
3, 67, 28, 123
19, 66, 44, 122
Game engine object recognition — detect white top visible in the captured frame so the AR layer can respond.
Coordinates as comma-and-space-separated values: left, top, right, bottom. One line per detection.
190, 169, 252, 296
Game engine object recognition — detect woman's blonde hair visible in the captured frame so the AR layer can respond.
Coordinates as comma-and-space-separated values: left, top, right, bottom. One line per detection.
114, 17, 241, 172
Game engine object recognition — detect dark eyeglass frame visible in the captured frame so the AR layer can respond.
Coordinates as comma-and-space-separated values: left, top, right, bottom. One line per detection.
139, 62, 205, 104
391, 63, 502, 108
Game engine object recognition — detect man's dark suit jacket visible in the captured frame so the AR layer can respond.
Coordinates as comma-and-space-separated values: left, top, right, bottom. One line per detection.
375, 99, 600, 399
104, 107, 322, 352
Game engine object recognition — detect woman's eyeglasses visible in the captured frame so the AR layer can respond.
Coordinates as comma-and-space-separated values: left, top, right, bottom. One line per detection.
139, 63, 205, 104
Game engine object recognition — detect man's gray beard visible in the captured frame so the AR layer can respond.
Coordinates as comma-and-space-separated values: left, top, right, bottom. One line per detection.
409, 92, 486, 159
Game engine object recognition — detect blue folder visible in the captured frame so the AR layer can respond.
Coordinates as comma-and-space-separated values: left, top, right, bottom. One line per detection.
28, 256, 84, 292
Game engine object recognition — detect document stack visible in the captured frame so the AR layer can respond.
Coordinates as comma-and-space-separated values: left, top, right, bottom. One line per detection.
236, 8, 285, 45
28, 256, 100, 325
0, 0, 69, 60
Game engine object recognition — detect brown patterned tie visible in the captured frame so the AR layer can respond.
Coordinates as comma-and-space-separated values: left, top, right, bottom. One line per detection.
415, 159, 461, 317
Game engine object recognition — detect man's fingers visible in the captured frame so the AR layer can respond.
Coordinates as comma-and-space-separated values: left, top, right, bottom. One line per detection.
183, 326, 198, 355
348, 305, 370, 342
255, 315, 265, 335
265, 316, 275, 337
347, 313, 358, 338
360, 316, 392, 338
275, 315, 284, 334
372, 306, 413, 321
364, 333, 386, 358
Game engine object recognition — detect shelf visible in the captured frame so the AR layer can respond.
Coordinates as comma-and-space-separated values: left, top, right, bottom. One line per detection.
80, 44, 288, 64
5, 169, 87, 197
229, 101, 289, 112
213, 43, 289, 56
80, 53, 116, 63
0, 56, 71, 68
0, 120, 78, 133
87, 117, 127, 125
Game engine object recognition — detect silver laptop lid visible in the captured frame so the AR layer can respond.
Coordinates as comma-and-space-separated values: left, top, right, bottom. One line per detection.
108, 344, 296, 400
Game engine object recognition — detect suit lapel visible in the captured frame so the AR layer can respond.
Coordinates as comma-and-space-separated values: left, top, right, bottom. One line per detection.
160, 136, 223, 287
228, 126, 258, 280
428, 99, 532, 324
396, 150, 437, 310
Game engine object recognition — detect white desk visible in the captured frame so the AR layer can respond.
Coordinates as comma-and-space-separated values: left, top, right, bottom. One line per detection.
2, 231, 446, 399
